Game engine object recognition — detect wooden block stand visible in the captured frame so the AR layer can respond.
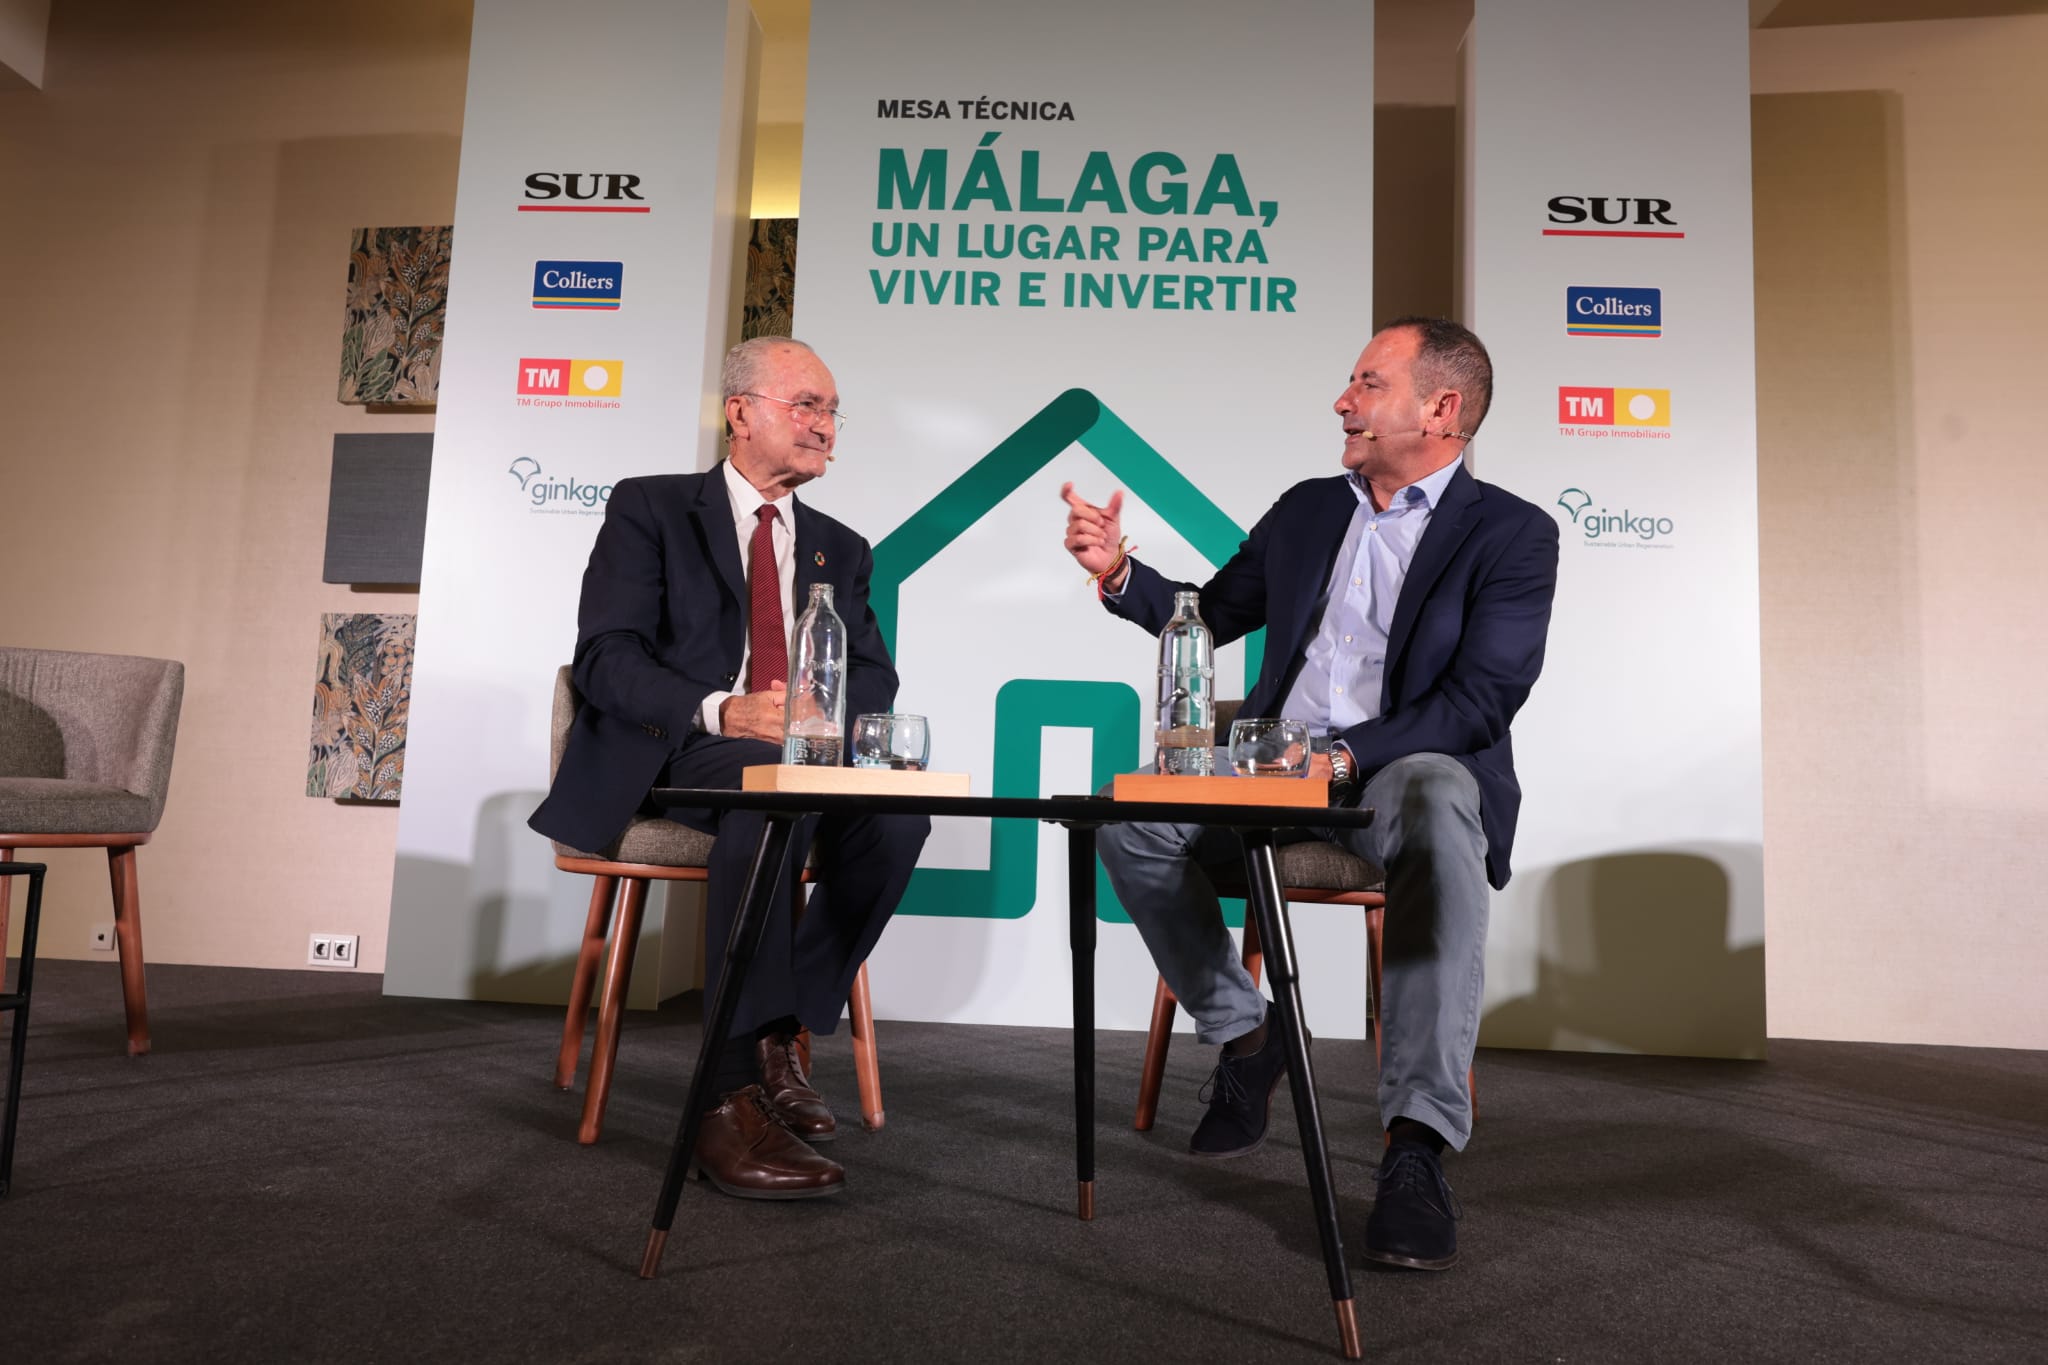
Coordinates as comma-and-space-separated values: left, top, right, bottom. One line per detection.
742, 765, 972, 797
1111, 773, 1329, 808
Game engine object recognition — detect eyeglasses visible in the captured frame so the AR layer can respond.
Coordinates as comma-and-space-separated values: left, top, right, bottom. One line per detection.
741, 392, 847, 433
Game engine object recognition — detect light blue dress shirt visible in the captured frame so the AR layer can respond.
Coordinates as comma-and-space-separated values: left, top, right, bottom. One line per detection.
1279, 457, 1464, 734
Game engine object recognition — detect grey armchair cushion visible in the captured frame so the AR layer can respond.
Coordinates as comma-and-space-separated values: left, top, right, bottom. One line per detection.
1205, 698, 1384, 895
553, 817, 718, 867
547, 665, 816, 873
1209, 839, 1386, 897
0, 648, 185, 835
0, 778, 154, 835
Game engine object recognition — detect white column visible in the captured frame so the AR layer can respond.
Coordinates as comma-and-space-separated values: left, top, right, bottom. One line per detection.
1463, 0, 1765, 1057
385, 0, 755, 1003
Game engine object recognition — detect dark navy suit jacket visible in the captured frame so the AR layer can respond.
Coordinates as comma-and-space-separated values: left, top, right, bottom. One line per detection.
1105, 463, 1559, 889
529, 465, 899, 855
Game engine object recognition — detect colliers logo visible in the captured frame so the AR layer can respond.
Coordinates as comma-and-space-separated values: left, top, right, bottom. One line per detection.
1556, 488, 1675, 548
520, 172, 649, 213
508, 457, 613, 514
532, 261, 623, 310
516, 358, 623, 407
1558, 386, 1670, 438
1545, 196, 1684, 239
1567, 286, 1661, 337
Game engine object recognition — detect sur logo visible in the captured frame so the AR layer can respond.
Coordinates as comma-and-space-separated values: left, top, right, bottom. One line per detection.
871, 390, 1264, 924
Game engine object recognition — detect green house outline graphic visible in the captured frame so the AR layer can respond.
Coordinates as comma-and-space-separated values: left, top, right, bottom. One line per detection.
871, 388, 1266, 922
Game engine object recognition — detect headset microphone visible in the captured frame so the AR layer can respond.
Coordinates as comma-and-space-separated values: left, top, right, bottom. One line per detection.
1355, 429, 1472, 442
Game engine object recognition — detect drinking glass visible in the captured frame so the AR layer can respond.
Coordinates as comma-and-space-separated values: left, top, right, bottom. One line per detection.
851, 713, 930, 771
1228, 717, 1311, 778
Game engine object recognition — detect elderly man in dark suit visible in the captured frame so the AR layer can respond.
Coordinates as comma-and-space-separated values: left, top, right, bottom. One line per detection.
531, 337, 928, 1200
1060, 318, 1558, 1271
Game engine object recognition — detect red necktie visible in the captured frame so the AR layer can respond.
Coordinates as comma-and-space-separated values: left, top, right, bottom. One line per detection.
747, 504, 787, 692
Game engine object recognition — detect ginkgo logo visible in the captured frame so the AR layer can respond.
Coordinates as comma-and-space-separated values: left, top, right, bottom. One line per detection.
1556, 487, 1675, 547
507, 457, 613, 514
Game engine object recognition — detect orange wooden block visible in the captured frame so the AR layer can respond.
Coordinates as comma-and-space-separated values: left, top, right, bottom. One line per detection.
741, 764, 972, 797
1111, 773, 1329, 808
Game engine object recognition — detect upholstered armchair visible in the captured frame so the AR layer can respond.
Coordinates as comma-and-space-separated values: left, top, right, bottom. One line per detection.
0, 647, 185, 1056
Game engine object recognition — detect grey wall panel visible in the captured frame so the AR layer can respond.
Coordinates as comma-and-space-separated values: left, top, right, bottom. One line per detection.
322, 433, 432, 584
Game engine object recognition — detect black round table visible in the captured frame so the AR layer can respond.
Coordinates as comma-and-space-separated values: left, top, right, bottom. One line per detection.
637, 786, 1376, 1359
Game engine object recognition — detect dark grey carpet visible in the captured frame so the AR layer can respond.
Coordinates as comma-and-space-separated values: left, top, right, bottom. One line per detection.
2, 960, 2045, 1363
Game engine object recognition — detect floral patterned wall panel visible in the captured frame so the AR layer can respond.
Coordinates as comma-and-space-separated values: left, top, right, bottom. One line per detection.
308, 612, 415, 800
743, 218, 797, 341
338, 226, 452, 405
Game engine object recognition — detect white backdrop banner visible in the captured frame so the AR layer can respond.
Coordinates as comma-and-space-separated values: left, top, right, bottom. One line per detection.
384, 0, 753, 1002
794, 0, 1377, 1035
1462, 0, 1766, 1056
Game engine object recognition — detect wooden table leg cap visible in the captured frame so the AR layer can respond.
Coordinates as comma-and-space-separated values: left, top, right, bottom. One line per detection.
1335, 1298, 1361, 1359
1078, 1180, 1095, 1221
638, 1229, 669, 1279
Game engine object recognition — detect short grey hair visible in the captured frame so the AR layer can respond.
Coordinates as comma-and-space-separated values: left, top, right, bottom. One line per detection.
721, 336, 814, 405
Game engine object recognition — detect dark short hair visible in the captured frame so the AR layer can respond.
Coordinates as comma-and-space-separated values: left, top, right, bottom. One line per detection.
1381, 316, 1492, 437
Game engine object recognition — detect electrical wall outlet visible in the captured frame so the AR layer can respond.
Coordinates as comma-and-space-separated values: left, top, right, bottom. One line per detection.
90, 924, 116, 953
307, 933, 361, 968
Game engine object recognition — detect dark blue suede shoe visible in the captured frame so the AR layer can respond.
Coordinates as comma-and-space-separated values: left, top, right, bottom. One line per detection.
1188, 1023, 1299, 1159
1363, 1142, 1462, 1270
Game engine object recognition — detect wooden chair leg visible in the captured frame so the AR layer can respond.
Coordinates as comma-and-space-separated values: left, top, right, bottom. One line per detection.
1133, 976, 1177, 1132
555, 874, 618, 1090
848, 962, 884, 1132
106, 847, 150, 1057
578, 877, 648, 1145
0, 848, 12, 965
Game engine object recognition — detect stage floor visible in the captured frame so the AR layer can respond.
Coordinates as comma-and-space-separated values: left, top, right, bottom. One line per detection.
4, 960, 2044, 1362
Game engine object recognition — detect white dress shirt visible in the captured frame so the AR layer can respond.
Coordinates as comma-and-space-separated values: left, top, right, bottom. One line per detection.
1280, 456, 1464, 732
696, 458, 796, 734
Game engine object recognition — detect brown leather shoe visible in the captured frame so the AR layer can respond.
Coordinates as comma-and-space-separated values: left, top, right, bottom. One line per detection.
694, 1086, 843, 1200
758, 1031, 837, 1142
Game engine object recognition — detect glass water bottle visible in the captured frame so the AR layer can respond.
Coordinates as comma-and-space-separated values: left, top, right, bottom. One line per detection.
1155, 590, 1215, 775
782, 583, 847, 766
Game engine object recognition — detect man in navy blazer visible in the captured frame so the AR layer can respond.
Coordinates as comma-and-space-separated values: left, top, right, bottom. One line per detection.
531, 337, 928, 1201
1061, 318, 1558, 1271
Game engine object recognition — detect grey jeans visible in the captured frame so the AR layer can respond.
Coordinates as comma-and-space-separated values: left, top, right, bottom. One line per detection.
1096, 753, 1489, 1150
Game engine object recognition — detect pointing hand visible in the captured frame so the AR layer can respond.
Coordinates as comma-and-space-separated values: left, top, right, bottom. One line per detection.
1060, 481, 1126, 578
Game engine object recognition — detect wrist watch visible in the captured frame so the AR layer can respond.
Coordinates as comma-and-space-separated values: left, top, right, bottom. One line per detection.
1328, 745, 1355, 788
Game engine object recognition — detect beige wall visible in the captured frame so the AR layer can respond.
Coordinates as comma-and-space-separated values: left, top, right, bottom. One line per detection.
749, 0, 807, 217
6, 3, 2044, 1050
0, 0, 471, 973
1752, 16, 2048, 1047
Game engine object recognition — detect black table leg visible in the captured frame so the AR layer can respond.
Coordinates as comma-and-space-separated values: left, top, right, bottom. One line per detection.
1241, 832, 1361, 1360
1067, 823, 1097, 1221
1, 861, 47, 1200
639, 814, 797, 1278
